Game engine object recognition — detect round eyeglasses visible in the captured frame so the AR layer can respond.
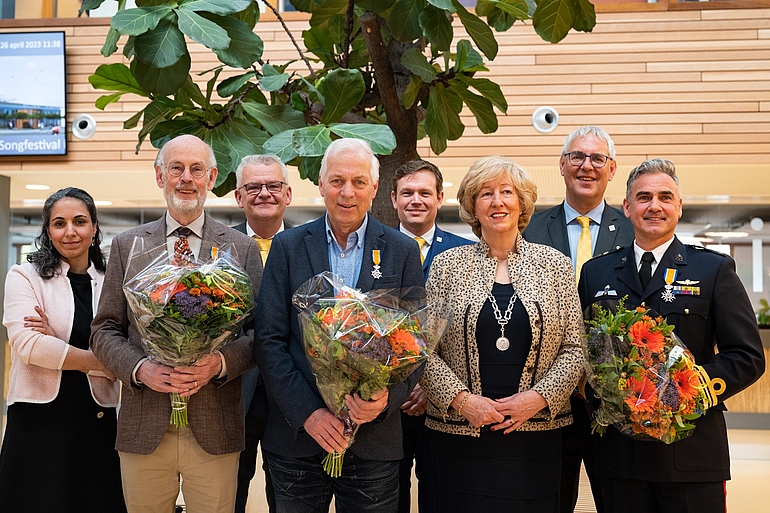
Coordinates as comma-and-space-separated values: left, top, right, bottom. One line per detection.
165, 163, 208, 179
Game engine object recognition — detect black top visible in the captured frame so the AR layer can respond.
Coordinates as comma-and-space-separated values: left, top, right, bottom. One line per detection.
67, 271, 92, 350
477, 282, 532, 399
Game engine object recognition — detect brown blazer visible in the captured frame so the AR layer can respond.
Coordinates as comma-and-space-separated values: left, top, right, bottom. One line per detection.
90, 213, 263, 455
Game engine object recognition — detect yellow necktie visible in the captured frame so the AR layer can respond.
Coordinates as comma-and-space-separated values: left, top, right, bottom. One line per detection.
414, 236, 426, 264
253, 236, 272, 265
575, 216, 592, 282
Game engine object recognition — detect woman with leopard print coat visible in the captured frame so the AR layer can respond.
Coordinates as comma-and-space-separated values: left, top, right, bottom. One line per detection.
420, 156, 584, 512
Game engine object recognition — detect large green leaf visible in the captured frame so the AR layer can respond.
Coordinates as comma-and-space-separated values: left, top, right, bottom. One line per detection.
308, 0, 348, 31
402, 75, 424, 109
134, 19, 187, 68
454, 39, 484, 72
260, 64, 290, 92
452, 85, 497, 133
134, 51, 191, 96
298, 155, 323, 184
101, 27, 121, 57
136, 100, 180, 152
202, 13, 264, 69
390, 0, 426, 42
232, 1, 260, 28
454, 74, 507, 113
420, 6, 453, 52
217, 71, 257, 98
178, 75, 208, 107
178, 0, 252, 16
319, 69, 366, 125
111, 6, 173, 36
533, 0, 576, 44
493, 0, 530, 20
263, 130, 300, 163
242, 103, 307, 136
176, 8, 230, 50
453, 1, 498, 59
89, 63, 148, 96
356, 0, 397, 11
294, 125, 333, 157
150, 116, 208, 150
303, 27, 335, 65
425, 87, 447, 155
210, 118, 271, 182
80, 0, 107, 14
329, 124, 396, 155
401, 48, 437, 83
573, 0, 596, 33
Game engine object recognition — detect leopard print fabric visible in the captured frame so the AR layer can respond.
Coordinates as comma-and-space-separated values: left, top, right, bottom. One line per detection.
421, 235, 584, 436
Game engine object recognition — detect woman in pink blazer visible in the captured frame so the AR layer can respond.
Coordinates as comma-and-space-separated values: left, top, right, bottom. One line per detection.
0, 187, 125, 512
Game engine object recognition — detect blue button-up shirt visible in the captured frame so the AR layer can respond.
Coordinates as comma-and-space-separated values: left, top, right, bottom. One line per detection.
326, 214, 368, 287
564, 200, 604, 269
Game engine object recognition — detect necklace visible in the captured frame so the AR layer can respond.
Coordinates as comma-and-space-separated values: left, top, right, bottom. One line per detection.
488, 287, 517, 351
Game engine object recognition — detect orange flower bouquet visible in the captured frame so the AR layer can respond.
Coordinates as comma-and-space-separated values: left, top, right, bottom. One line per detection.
292, 272, 447, 477
584, 298, 722, 444
123, 243, 254, 427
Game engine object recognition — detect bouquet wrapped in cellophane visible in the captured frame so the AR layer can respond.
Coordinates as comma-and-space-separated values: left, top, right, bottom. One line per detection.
123, 239, 254, 427
292, 272, 449, 477
584, 297, 724, 444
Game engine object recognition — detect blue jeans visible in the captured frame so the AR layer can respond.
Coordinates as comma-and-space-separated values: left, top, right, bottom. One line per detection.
266, 450, 399, 513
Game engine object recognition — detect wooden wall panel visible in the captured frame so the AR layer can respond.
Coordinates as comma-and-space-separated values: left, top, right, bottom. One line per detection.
0, 8, 769, 208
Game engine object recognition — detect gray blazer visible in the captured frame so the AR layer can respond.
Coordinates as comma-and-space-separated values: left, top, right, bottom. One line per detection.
523, 201, 634, 259
253, 214, 424, 460
91, 213, 263, 455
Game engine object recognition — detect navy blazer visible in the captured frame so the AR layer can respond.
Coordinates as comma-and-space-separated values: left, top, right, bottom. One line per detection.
232, 218, 291, 413
577, 238, 765, 482
523, 201, 634, 259
253, 214, 425, 460
400, 224, 473, 281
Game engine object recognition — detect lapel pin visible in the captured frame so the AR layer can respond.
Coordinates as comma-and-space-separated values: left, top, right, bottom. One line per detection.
436, 236, 443, 243
609, 225, 616, 232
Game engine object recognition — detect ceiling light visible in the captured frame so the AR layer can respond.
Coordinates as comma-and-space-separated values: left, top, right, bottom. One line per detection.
94, 200, 112, 206
443, 181, 453, 188
25, 184, 50, 190
704, 231, 749, 238
446, 199, 459, 205
22, 199, 45, 206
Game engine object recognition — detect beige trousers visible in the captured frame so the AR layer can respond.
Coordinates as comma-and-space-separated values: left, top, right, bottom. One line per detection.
119, 424, 239, 513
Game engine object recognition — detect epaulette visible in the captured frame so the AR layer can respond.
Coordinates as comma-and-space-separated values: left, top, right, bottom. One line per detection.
689, 244, 728, 258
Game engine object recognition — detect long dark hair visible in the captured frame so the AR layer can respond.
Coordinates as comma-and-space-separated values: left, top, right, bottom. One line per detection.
27, 187, 106, 279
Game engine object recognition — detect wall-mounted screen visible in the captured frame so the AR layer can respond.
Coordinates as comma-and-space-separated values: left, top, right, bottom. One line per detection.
0, 31, 66, 156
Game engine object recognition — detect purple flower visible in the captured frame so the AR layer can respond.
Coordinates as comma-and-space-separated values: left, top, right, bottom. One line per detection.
174, 290, 211, 318
660, 383, 679, 409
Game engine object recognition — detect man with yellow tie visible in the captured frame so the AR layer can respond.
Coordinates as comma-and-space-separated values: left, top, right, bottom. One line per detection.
232, 153, 292, 513
391, 159, 472, 513
523, 126, 634, 513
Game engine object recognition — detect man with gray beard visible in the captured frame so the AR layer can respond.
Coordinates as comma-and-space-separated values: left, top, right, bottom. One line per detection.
91, 135, 262, 512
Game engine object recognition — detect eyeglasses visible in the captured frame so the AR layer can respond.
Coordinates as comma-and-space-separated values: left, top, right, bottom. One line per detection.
563, 151, 613, 168
165, 163, 209, 179
240, 181, 286, 195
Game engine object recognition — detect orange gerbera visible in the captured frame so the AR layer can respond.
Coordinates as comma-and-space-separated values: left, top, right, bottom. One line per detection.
625, 376, 658, 412
388, 328, 419, 355
629, 321, 665, 353
149, 281, 186, 302
672, 368, 700, 401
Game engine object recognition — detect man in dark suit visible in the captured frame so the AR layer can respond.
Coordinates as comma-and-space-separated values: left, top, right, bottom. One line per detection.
390, 159, 471, 513
523, 125, 633, 513
91, 135, 262, 512
232, 154, 293, 513
254, 138, 424, 511
577, 158, 765, 513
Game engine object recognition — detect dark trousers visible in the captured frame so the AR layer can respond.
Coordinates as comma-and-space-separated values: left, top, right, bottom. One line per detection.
600, 477, 726, 513
560, 394, 604, 513
266, 450, 399, 513
235, 383, 275, 513
397, 411, 433, 513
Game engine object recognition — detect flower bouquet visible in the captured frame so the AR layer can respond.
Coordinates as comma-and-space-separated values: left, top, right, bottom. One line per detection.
292, 272, 448, 477
123, 241, 254, 427
584, 297, 724, 444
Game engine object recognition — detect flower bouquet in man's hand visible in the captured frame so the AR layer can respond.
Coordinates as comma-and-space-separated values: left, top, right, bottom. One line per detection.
584, 297, 724, 444
293, 272, 448, 477
123, 241, 254, 427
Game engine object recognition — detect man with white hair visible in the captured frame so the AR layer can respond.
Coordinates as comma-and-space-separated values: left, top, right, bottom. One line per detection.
91, 134, 262, 512
254, 138, 424, 511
